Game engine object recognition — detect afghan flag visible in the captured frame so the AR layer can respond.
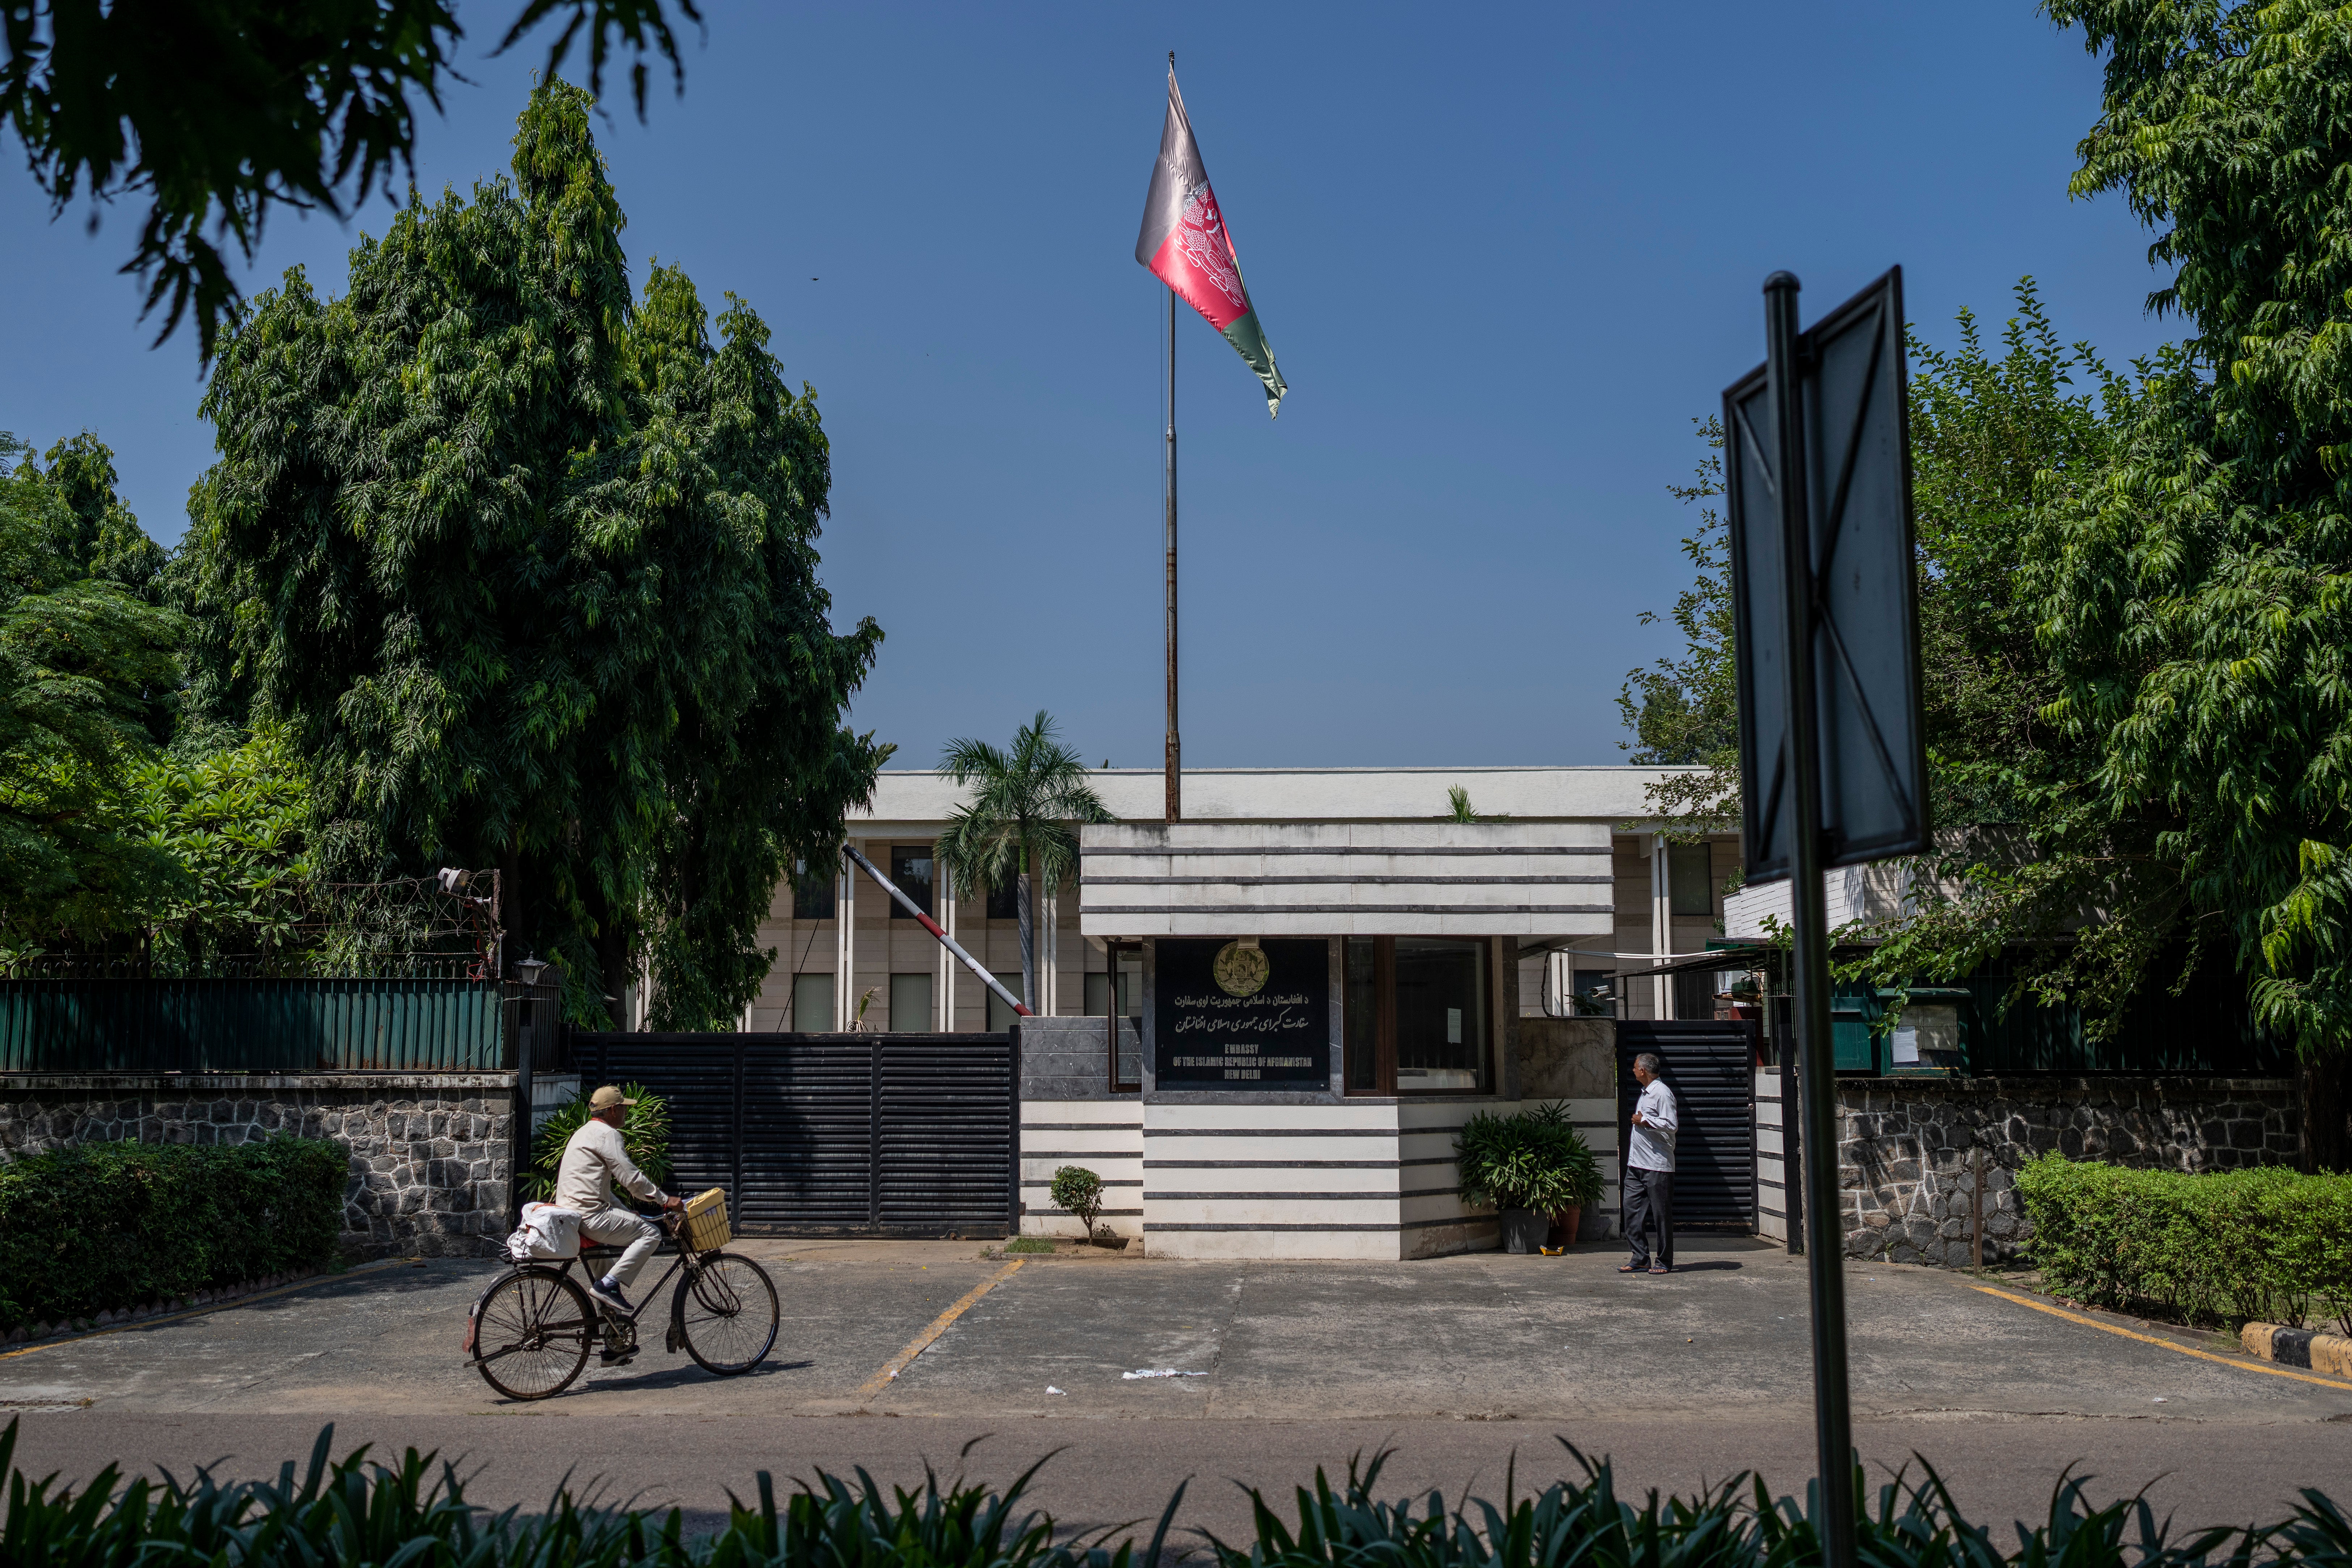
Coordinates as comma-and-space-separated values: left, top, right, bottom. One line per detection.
1135, 65, 1287, 418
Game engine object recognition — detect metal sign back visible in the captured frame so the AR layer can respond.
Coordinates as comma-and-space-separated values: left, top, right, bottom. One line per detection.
1723, 267, 1928, 883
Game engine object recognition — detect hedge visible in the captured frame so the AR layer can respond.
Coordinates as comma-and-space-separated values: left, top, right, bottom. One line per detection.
0, 1136, 346, 1333
2017, 1153, 2352, 1332
7, 1419, 2352, 1568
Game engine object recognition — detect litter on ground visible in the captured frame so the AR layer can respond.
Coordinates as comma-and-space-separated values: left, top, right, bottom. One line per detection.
1122, 1368, 1206, 1380
1046, 1386, 1066, 1396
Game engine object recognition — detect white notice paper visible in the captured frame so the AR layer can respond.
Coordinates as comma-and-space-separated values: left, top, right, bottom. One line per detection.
1891, 1024, 1920, 1064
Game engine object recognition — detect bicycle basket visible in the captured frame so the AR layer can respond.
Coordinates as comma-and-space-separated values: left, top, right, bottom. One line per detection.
682, 1187, 731, 1252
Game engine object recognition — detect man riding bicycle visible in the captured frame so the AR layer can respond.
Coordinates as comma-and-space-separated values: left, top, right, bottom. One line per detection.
556, 1085, 681, 1316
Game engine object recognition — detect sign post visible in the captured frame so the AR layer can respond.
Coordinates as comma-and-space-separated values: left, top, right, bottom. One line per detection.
1723, 266, 1926, 1568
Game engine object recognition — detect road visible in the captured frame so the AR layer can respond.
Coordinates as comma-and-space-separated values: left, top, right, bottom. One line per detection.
4, 1235, 2347, 1544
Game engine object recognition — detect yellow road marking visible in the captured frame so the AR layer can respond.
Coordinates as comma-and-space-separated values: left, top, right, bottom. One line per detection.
856, 1260, 1024, 1401
1970, 1284, 2352, 1393
0, 1259, 414, 1363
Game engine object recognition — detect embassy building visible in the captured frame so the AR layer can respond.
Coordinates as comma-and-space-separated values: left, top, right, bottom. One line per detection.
736, 765, 1741, 1259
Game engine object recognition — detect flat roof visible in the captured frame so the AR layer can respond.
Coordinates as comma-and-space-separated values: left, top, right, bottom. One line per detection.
854, 765, 1709, 830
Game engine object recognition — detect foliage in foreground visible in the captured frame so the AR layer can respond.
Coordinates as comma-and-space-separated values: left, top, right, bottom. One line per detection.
2018, 1154, 2352, 1334
1454, 1102, 1604, 1213
525, 1085, 673, 1203
0, 1138, 344, 1333
12, 1421, 2352, 1568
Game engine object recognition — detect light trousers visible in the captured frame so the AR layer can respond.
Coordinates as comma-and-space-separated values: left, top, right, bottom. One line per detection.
580, 1208, 661, 1286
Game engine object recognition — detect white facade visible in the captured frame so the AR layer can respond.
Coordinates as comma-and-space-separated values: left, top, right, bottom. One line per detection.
748, 765, 1741, 1259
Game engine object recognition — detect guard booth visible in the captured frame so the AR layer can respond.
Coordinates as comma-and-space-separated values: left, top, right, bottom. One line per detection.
1050, 818, 1624, 1258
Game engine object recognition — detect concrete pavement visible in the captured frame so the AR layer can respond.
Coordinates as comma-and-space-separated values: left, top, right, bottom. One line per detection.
3, 1234, 2348, 1542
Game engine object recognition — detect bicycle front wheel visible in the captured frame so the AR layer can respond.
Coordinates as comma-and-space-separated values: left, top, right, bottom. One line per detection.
473, 1268, 594, 1400
676, 1253, 778, 1375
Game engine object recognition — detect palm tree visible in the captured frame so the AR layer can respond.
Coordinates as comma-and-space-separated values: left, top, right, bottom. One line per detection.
934, 712, 1114, 1012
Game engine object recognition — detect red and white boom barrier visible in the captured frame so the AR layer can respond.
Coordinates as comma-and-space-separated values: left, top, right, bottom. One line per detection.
840, 845, 1032, 1019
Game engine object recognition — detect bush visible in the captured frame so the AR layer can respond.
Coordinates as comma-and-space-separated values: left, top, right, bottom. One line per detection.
2017, 1153, 2352, 1332
0, 1137, 345, 1333
10, 1419, 2352, 1568
524, 1083, 671, 1201
1049, 1165, 1106, 1242
1455, 1102, 1604, 1213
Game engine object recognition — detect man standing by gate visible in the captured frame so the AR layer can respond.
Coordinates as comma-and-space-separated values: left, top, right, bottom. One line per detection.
1621, 1052, 1678, 1275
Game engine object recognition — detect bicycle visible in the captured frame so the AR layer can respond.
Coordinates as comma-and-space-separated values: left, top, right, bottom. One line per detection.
463, 1196, 779, 1401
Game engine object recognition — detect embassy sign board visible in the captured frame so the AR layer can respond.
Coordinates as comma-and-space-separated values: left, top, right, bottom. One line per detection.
1154, 938, 1330, 1088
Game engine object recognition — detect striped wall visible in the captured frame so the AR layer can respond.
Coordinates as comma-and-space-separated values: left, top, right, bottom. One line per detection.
1019, 1099, 1145, 1241
1755, 1067, 1789, 1244
1117, 1096, 1621, 1260
1079, 821, 1616, 938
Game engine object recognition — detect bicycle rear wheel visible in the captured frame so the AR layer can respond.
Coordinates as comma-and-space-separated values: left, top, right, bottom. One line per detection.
473, 1268, 594, 1400
676, 1253, 778, 1375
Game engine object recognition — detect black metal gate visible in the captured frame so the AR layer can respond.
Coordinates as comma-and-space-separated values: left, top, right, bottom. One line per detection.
568, 1032, 1018, 1237
1616, 1020, 1757, 1230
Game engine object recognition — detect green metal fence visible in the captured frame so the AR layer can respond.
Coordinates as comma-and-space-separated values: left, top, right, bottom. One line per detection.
0, 975, 509, 1073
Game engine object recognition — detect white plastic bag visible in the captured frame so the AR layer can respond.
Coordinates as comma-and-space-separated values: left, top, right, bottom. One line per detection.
505, 1202, 586, 1262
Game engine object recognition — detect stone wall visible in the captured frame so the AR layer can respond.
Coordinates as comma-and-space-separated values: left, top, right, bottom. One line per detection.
0, 1074, 516, 1258
1836, 1075, 2299, 1266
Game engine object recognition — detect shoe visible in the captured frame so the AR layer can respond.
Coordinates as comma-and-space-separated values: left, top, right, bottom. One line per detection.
584, 1277, 635, 1316
598, 1346, 639, 1367
1619, 1262, 1647, 1273
1649, 1265, 1672, 1274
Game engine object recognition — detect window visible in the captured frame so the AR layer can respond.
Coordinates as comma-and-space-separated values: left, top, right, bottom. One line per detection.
986, 879, 1020, 921
1082, 945, 1143, 1019
889, 972, 933, 1031
889, 847, 934, 920
986, 972, 1023, 1032
1344, 936, 1492, 1095
791, 859, 835, 920
1572, 969, 1616, 1017
791, 972, 834, 1032
1086, 942, 1145, 1091
1669, 842, 1715, 916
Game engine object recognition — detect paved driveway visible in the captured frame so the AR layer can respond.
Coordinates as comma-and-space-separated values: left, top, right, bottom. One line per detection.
3, 1234, 2348, 1538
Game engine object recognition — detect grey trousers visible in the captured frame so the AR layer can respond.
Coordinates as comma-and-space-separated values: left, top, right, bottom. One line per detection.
1624, 1167, 1674, 1268
580, 1208, 661, 1286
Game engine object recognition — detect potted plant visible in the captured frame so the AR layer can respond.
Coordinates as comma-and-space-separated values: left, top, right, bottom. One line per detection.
1456, 1103, 1604, 1254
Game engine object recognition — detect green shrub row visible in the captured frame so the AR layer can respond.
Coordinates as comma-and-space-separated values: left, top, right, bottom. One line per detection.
2017, 1153, 2352, 1332
7, 1420, 2352, 1568
0, 1136, 346, 1333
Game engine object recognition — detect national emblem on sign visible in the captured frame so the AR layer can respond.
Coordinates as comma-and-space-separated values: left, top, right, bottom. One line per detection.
1211, 941, 1270, 997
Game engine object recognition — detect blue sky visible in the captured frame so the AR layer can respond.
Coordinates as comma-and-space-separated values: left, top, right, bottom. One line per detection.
0, 3, 2166, 773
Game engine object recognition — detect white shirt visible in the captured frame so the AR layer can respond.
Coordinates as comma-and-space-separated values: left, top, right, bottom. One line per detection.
1627, 1078, 1679, 1172
553, 1117, 661, 1214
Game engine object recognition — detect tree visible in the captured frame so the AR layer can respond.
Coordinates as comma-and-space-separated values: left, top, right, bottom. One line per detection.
111, 723, 312, 971
178, 80, 886, 1028
1841, 286, 2163, 1025
2039, 0, 2352, 1168
934, 712, 1113, 1013
1616, 417, 1738, 834
0, 433, 186, 952
3, 0, 702, 357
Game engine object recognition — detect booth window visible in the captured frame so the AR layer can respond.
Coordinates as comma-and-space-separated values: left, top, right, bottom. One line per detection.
1345, 936, 1490, 1094
791, 859, 834, 920
1085, 941, 1145, 1092
888, 848, 934, 919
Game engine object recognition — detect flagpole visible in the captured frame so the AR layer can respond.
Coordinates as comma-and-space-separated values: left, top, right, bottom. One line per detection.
1163, 50, 1182, 825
